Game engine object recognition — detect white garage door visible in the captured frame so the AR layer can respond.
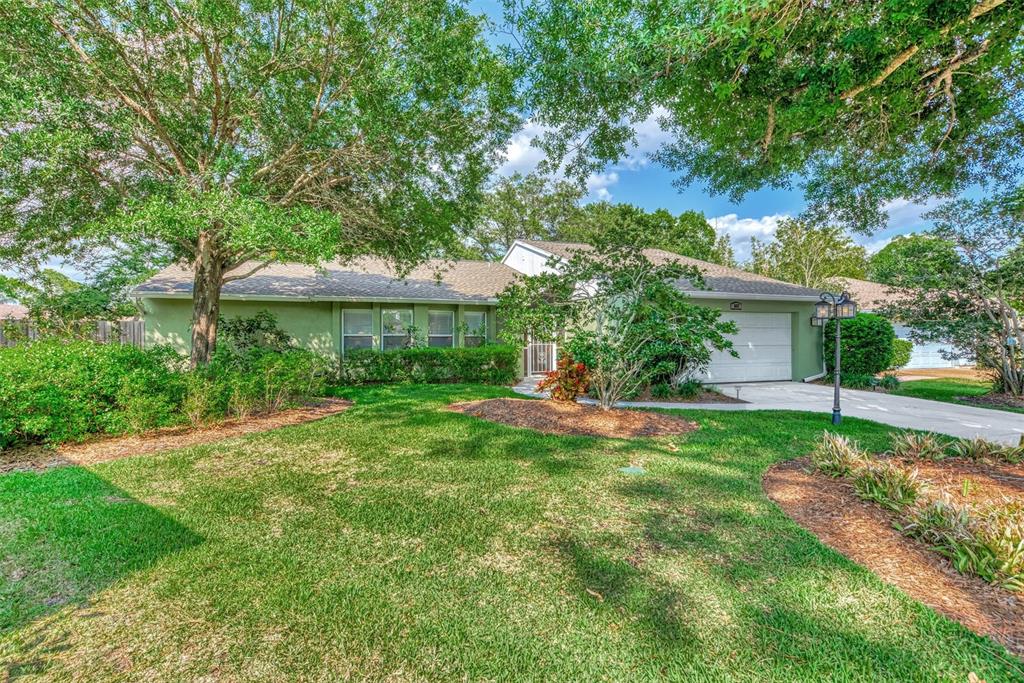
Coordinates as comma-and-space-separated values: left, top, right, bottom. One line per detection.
699, 312, 792, 383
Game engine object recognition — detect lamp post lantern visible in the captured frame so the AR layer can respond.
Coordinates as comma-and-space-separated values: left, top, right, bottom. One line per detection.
811, 291, 857, 425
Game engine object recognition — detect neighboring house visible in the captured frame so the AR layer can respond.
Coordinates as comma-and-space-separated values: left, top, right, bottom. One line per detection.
134, 241, 826, 383
833, 277, 971, 370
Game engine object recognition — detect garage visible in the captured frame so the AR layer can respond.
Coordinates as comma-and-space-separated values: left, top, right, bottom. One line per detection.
699, 312, 793, 383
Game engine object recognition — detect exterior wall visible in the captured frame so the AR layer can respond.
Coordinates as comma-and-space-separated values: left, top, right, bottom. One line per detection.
691, 297, 824, 381
502, 242, 560, 276
141, 297, 498, 359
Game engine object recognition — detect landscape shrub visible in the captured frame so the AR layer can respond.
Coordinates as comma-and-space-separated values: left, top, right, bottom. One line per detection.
888, 431, 949, 461
0, 340, 186, 447
338, 345, 519, 385
537, 355, 591, 402
674, 378, 702, 399
949, 437, 1024, 465
650, 381, 672, 399
836, 373, 877, 389
810, 432, 868, 477
851, 461, 922, 511
878, 373, 901, 391
890, 338, 913, 369
825, 313, 896, 376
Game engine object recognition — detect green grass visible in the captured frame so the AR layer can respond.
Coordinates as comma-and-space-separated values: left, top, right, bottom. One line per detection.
1, 384, 1021, 681
892, 378, 1024, 414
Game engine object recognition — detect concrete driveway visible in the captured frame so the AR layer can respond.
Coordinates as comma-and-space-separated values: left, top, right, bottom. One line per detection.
513, 378, 1024, 444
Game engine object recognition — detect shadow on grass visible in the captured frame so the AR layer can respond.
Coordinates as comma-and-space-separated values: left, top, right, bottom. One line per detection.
0, 466, 202, 642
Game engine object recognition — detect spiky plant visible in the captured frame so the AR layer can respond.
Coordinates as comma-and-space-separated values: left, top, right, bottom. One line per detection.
811, 432, 868, 477
888, 431, 948, 461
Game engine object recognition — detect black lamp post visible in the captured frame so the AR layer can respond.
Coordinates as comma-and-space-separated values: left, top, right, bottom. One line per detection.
811, 291, 857, 425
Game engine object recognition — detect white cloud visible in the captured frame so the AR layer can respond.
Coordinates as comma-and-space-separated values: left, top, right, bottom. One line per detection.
584, 172, 619, 202
496, 120, 551, 177
881, 198, 940, 230
709, 213, 791, 262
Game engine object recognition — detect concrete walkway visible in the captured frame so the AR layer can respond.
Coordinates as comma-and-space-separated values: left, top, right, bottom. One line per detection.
512, 378, 1024, 445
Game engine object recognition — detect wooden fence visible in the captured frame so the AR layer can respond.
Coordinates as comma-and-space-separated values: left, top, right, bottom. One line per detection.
0, 319, 145, 348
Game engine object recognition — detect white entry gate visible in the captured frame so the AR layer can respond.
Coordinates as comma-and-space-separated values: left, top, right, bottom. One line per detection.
525, 342, 557, 376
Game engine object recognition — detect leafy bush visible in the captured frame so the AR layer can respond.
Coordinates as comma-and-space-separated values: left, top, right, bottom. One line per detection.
888, 431, 949, 461
674, 378, 702, 399
811, 432, 868, 478
852, 461, 922, 511
825, 313, 896, 376
536, 354, 591, 402
878, 373, 901, 391
836, 373, 877, 389
219, 310, 293, 353
338, 345, 519, 385
890, 338, 913, 369
650, 381, 672, 399
0, 340, 186, 447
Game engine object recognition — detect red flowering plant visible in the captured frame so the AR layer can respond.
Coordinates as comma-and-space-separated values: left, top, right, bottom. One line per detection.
536, 354, 591, 402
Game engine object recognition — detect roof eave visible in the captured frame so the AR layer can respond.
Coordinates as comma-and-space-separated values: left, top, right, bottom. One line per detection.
134, 291, 500, 305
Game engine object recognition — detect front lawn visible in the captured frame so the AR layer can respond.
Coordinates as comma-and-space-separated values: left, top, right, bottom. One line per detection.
892, 378, 1024, 414
2, 385, 1020, 681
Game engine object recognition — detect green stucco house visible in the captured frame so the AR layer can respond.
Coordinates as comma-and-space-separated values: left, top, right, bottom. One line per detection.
134, 239, 826, 382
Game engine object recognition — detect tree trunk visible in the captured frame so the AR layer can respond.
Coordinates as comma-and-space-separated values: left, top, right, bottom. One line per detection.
190, 232, 226, 368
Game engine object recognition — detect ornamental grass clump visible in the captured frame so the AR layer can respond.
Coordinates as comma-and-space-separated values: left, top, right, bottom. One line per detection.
810, 432, 868, 477
888, 431, 949, 461
902, 497, 1024, 591
852, 461, 923, 511
949, 437, 1024, 464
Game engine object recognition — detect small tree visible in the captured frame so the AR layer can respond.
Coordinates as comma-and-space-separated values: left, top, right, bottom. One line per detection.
880, 195, 1024, 396
824, 314, 896, 376
498, 232, 736, 409
748, 219, 868, 288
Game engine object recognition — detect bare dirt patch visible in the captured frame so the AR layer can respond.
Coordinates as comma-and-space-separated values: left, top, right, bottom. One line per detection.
0, 398, 353, 474
894, 368, 992, 381
448, 398, 697, 438
630, 388, 746, 404
959, 393, 1024, 412
764, 458, 1024, 658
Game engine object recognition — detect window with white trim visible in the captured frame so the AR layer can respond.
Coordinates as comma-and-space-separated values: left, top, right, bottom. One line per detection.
342, 309, 373, 354
428, 310, 454, 348
381, 308, 414, 351
463, 311, 486, 347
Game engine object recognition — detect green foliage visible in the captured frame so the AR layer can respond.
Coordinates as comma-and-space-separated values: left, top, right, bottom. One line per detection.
836, 373, 877, 390
1, 0, 517, 363
536, 354, 590, 402
810, 432, 868, 478
949, 437, 1024, 465
888, 432, 949, 462
562, 203, 735, 266
219, 310, 294, 354
649, 381, 672, 399
825, 314, 895, 376
0, 340, 186, 447
748, 219, 867, 287
890, 339, 913, 370
338, 346, 519, 386
852, 461, 922, 512
508, 0, 1022, 232
901, 498, 1024, 592
868, 235, 961, 288
878, 373, 901, 391
673, 379, 702, 400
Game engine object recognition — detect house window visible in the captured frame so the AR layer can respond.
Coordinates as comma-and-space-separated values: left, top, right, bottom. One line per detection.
342, 309, 373, 354
381, 308, 414, 351
464, 311, 486, 347
428, 310, 454, 348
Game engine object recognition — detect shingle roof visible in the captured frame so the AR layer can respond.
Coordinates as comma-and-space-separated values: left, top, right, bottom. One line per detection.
832, 277, 913, 312
517, 240, 823, 300
134, 258, 520, 304
0, 303, 27, 320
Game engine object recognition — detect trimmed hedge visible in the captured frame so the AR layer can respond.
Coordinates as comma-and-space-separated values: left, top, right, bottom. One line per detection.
0, 340, 187, 448
825, 313, 896, 376
338, 345, 519, 385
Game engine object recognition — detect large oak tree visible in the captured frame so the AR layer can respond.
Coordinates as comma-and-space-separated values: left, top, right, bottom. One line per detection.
508, 0, 1023, 231
0, 0, 517, 364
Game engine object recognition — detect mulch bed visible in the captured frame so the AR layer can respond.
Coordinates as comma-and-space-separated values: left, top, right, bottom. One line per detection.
764, 457, 1024, 659
448, 398, 698, 438
959, 393, 1024, 412
0, 398, 353, 474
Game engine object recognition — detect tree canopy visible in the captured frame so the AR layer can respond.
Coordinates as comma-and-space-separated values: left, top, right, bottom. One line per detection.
748, 219, 868, 288
1, 0, 517, 363
868, 234, 961, 287
508, 0, 1024, 232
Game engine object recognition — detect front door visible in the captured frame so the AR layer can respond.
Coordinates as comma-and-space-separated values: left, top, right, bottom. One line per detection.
525, 341, 557, 376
